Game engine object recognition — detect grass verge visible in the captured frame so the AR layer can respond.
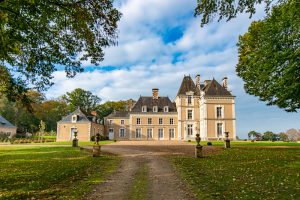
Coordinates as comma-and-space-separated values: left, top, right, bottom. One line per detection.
188, 140, 300, 146
127, 164, 149, 200
0, 146, 120, 199
170, 148, 300, 199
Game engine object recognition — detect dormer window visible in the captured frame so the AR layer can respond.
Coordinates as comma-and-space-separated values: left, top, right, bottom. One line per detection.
164, 106, 169, 112
142, 106, 147, 112
153, 106, 158, 112
72, 115, 77, 123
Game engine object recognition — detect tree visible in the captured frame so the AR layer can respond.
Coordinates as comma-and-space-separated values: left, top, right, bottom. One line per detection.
62, 88, 101, 114
248, 130, 262, 141
262, 131, 276, 141
195, 0, 299, 112
38, 120, 46, 142
0, 0, 121, 106
286, 128, 300, 141
236, 0, 300, 112
279, 132, 288, 141
96, 100, 128, 119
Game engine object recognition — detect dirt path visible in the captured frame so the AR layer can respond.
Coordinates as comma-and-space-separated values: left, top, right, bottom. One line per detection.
84, 141, 210, 200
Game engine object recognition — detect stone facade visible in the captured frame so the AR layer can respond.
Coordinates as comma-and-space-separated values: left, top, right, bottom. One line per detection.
105, 75, 236, 141
56, 108, 104, 142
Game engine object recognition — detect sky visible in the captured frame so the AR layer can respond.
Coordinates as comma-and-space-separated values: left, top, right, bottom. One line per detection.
45, 0, 300, 138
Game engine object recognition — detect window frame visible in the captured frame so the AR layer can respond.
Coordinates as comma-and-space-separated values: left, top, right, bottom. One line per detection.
135, 128, 141, 138
148, 118, 152, 125
159, 118, 163, 124
187, 124, 193, 135
147, 128, 153, 138
142, 106, 147, 112
169, 129, 175, 138
169, 118, 174, 124
158, 128, 164, 139
120, 128, 125, 138
153, 106, 158, 112
187, 109, 193, 120
164, 106, 169, 112
136, 118, 141, 125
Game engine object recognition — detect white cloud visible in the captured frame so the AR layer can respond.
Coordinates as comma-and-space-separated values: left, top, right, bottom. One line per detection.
46, 1, 300, 138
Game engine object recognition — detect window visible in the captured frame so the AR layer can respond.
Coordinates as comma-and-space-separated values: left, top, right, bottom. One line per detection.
217, 107, 222, 118
217, 123, 223, 137
121, 120, 124, 125
158, 129, 164, 138
187, 110, 193, 120
187, 95, 192, 105
148, 118, 152, 124
164, 106, 169, 112
137, 118, 141, 124
170, 118, 174, 124
169, 129, 175, 138
72, 115, 77, 123
147, 129, 153, 138
109, 128, 114, 133
159, 118, 163, 124
109, 120, 113, 125
135, 128, 141, 138
142, 106, 147, 112
187, 124, 193, 135
153, 106, 158, 112
120, 128, 125, 137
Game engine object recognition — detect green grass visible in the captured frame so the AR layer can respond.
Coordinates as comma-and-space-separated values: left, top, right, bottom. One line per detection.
170, 148, 300, 200
6, 140, 114, 146
127, 164, 149, 200
0, 146, 120, 199
188, 140, 300, 146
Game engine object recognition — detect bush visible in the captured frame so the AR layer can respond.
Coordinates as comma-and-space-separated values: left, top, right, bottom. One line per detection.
207, 142, 212, 146
188, 140, 191, 142
91, 135, 95, 141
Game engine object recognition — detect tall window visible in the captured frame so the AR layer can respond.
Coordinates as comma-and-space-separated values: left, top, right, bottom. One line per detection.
169, 129, 175, 138
159, 118, 163, 124
170, 118, 174, 124
148, 118, 152, 124
217, 107, 222, 118
142, 106, 147, 112
147, 129, 153, 138
187, 124, 193, 135
158, 129, 164, 138
187, 95, 192, 105
188, 110, 193, 120
137, 118, 141, 124
217, 123, 223, 137
136, 128, 141, 138
120, 128, 125, 137
121, 120, 124, 125
153, 106, 158, 112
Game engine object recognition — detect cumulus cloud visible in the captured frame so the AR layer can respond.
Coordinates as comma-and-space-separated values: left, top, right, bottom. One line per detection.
46, 0, 300, 137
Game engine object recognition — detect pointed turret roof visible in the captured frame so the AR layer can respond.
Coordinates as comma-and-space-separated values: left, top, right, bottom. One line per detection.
202, 79, 233, 96
177, 75, 200, 96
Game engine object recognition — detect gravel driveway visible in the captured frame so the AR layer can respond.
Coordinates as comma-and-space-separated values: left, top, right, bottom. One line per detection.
85, 141, 221, 200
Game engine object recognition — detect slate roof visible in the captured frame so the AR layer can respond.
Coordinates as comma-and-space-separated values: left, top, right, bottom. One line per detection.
177, 75, 201, 96
107, 111, 130, 118
202, 79, 233, 96
0, 115, 16, 128
131, 96, 177, 112
58, 108, 91, 123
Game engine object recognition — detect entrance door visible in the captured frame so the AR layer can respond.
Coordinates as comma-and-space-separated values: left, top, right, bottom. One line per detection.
70, 128, 76, 141
109, 128, 114, 140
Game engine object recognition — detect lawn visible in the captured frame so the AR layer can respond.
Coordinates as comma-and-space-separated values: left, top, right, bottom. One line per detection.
0, 146, 120, 199
171, 148, 300, 199
189, 140, 300, 146
1, 140, 114, 146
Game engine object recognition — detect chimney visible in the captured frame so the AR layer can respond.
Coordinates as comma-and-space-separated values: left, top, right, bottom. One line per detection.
195, 74, 200, 90
222, 77, 228, 90
152, 88, 159, 99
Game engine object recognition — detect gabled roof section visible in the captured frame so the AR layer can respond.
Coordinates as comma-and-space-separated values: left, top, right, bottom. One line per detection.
107, 111, 130, 118
0, 115, 16, 128
177, 75, 200, 96
131, 96, 177, 112
59, 107, 91, 123
203, 79, 233, 96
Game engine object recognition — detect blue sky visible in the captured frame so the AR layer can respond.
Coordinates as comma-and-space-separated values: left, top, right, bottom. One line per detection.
46, 0, 300, 138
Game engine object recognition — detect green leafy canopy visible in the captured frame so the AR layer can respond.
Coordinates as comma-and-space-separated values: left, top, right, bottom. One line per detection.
0, 0, 121, 105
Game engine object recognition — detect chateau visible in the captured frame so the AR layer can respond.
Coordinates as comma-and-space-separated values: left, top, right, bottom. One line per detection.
105, 75, 236, 141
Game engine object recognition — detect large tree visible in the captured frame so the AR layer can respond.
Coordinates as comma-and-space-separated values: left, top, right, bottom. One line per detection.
96, 100, 128, 119
62, 88, 101, 114
0, 0, 121, 106
195, 0, 299, 112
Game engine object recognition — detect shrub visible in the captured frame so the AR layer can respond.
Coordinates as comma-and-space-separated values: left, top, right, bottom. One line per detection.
91, 135, 95, 141
207, 142, 212, 146
188, 140, 191, 142
114, 139, 117, 142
